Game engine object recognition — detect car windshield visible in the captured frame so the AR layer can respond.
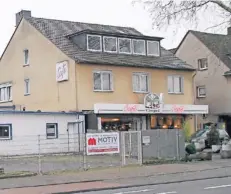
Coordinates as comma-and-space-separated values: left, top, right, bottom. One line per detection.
191, 128, 208, 139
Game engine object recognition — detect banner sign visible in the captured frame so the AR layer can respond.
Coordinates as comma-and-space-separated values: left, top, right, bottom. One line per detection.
86, 132, 120, 155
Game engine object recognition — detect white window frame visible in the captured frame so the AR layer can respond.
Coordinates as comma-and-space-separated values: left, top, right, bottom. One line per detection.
87, 34, 102, 52
0, 82, 12, 103
46, 123, 58, 139
103, 36, 117, 53
147, 41, 160, 56
197, 86, 206, 98
198, 58, 208, 70
168, 75, 184, 94
118, 38, 132, 54
24, 79, 30, 95
24, 49, 29, 66
0, 124, 12, 140
132, 39, 146, 55
93, 71, 113, 92
132, 72, 150, 93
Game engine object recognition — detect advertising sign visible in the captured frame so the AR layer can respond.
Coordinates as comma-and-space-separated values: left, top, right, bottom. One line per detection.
86, 132, 120, 155
56, 60, 68, 82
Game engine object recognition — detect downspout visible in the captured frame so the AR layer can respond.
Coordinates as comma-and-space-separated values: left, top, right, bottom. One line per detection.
192, 71, 197, 131
74, 60, 79, 111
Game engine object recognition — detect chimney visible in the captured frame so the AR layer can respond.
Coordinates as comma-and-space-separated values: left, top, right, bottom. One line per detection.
228, 27, 231, 35
16, 10, 31, 27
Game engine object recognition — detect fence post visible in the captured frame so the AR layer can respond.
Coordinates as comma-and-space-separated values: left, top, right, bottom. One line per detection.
176, 129, 180, 161
137, 131, 143, 165
38, 135, 42, 175
121, 132, 126, 166
83, 133, 87, 170
157, 129, 160, 159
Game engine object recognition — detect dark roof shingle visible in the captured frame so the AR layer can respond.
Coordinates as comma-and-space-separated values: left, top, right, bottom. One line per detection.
25, 17, 194, 70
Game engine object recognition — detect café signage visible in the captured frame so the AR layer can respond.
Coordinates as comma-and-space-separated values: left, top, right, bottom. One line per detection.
56, 60, 69, 82
144, 93, 162, 113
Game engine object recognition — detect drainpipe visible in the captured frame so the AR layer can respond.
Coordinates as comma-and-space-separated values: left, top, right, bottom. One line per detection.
192, 71, 197, 131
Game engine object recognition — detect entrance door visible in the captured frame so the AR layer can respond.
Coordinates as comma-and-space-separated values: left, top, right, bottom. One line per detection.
132, 118, 142, 131
67, 122, 84, 153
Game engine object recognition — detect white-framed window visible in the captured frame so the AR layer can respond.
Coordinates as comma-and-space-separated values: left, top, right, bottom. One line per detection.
87, 35, 102, 52
168, 75, 184, 94
0, 124, 12, 140
46, 123, 58, 139
93, 71, 113, 91
197, 86, 206, 98
132, 72, 149, 93
132, 39, 145, 55
118, 38, 132, 54
103, 36, 117, 53
147, 41, 160, 56
24, 49, 29, 66
24, 79, 30, 95
198, 58, 208, 70
0, 83, 12, 102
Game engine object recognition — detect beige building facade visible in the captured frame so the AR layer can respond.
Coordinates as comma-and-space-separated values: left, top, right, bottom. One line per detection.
0, 10, 208, 133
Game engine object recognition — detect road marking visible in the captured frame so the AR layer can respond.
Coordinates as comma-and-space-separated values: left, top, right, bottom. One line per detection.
113, 190, 177, 194
204, 184, 231, 190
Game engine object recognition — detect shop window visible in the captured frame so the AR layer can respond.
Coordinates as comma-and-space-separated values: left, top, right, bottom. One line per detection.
174, 116, 183, 129
149, 115, 184, 129
150, 115, 157, 129
101, 117, 133, 131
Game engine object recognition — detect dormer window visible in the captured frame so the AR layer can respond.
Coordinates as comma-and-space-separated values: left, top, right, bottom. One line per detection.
147, 41, 160, 56
87, 35, 102, 51
103, 36, 117, 53
132, 40, 145, 55
118, 38, 131, 54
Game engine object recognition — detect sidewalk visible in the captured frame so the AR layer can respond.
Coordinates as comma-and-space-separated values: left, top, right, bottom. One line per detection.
0, 159, 231, 194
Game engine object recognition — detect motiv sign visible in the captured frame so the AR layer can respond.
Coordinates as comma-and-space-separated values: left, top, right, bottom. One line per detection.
56, 61, 69, 82
86, 132, 120, 155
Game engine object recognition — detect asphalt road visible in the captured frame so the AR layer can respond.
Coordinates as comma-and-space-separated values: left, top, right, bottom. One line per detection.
79, 177, 231, 194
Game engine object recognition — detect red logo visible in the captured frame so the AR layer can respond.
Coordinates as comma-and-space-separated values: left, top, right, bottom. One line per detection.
88, 138, 96, 146
172, 105, 185, 113
124, 104, 138, 112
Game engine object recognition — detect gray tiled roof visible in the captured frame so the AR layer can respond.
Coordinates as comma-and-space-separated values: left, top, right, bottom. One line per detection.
168, 48, 177, 54
190, 30, 231, 70
25, 17, 194, 70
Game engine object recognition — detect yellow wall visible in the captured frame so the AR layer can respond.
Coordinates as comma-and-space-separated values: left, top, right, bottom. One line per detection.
76, 63, 194, 110
0, 18, 194, 115
0, 19, 77, 111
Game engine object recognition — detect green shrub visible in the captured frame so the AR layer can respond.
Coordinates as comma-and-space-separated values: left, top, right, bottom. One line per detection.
185, 143, 196, 155
207, 125, 220, 145
183, 121, 191, 142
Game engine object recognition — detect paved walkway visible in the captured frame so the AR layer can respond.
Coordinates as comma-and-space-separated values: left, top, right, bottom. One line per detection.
0, 159, 231, 194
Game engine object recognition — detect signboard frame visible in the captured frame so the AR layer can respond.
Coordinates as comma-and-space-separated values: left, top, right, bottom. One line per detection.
86, 132, 120, 155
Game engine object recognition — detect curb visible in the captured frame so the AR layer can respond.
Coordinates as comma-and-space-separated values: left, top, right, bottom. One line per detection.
54, 174, 231, 194
1, 164, 231, 190
0, 173, 37, 180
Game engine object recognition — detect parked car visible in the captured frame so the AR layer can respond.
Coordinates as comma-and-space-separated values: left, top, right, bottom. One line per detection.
191, 127, 229, 149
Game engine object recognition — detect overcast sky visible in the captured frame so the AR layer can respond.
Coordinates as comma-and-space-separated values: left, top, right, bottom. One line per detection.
0, 0, 228, 55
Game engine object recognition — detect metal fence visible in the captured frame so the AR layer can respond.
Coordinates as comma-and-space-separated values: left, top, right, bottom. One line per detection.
141, 129, 185, 163
0, 131, 142, 175
0, 129, 184, 175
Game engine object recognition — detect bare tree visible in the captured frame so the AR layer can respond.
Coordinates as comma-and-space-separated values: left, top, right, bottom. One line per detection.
133, 0, 231, 30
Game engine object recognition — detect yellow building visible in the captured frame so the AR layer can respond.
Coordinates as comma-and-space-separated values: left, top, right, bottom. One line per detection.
0, 10, 208, 132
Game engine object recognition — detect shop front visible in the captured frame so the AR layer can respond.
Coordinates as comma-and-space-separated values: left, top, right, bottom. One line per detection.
92, 93, 208, 132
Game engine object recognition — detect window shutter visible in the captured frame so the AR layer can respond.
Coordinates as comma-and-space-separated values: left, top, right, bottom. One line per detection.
167, 76, 173, 93
56, 124, 58, 138
132, 74, 139, 92
180, 76, 184, 93
110, 72, 113, 90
